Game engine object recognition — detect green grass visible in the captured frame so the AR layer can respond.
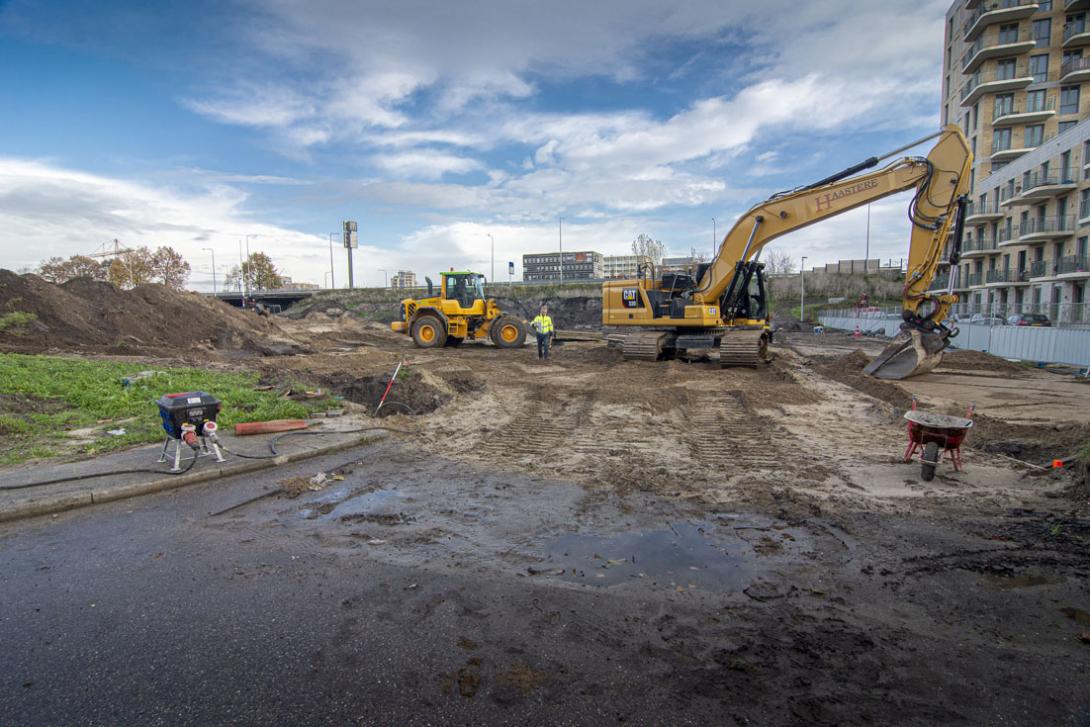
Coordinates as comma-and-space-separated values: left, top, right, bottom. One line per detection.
0, 354, 336, 466
0, 311, 37, 332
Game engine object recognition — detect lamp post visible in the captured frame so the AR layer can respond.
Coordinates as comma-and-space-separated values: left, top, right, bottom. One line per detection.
487, 233, 494, 283
244, 234, 258, 298
712, 217, 717, 260
865, 204, 871, 270
377, 268, 388, 287
558, 217, 564, 284
324, 271, 332, 288
237, 239, 245, 295
202, 248, 217, 294
800, 256, 808, 323
328, 233, 339, 289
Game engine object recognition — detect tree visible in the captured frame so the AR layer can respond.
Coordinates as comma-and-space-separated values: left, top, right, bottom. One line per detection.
631, 233, 665, 265
687, 246, 708, 263
227, 252, 284, 292
37, 255, 107, 283
763, 249, 797, 275
105, 247, 155, 289
150, 246, 191, 290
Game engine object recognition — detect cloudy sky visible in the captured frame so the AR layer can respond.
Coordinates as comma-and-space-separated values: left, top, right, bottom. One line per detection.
0, 0, 949, 289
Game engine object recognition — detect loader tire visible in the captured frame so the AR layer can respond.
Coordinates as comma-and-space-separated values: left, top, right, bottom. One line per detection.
411, 315, 447, 348
490, 317, 526, 348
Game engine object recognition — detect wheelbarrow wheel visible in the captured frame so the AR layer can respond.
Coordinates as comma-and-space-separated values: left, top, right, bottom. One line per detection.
921, 441, 939, 482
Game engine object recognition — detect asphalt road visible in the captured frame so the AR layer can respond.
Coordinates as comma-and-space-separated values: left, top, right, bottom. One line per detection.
2, 443, 1089, 726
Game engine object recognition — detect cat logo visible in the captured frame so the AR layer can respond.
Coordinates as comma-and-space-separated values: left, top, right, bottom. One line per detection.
621, 288, 641, 308
708, 307, 718, 317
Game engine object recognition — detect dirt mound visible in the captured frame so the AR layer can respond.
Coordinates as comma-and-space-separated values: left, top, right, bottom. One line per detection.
813, 349, 915, 408
940, 349, 1027, 375
0, 270, 306, 355
968, 414, 1090, 464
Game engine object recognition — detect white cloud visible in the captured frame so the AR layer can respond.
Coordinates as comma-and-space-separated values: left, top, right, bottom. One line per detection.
371, 150, 484, 179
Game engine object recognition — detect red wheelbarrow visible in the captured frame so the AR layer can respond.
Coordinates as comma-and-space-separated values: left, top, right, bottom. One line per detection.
903, 398, 975, 481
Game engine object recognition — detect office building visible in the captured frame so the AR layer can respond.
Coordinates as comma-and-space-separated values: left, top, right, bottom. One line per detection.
602, 254, 652, 278
390, 270, 417, 288
522, 251, 603, 281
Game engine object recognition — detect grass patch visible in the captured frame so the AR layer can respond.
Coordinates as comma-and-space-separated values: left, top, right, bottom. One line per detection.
0, 311, 37, 332
0, 354, 336, 466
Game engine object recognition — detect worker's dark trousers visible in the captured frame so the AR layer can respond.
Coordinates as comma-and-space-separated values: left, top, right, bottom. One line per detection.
536, 333, 551, 359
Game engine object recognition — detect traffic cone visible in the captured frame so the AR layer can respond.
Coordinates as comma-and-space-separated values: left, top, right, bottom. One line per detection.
853, 324, 862, 338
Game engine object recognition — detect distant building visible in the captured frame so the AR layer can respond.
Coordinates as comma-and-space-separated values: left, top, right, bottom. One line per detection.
602, 254, 651, 279
659, 256, 705, 274
390, 270, 417, 288
522, 251, 603, 281
278, 277, 320, 290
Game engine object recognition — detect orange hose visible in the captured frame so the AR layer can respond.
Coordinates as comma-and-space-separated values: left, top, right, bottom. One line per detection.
234, 419, 309, 436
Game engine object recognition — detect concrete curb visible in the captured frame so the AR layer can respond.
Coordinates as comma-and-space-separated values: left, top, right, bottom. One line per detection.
0, 435, 373, 525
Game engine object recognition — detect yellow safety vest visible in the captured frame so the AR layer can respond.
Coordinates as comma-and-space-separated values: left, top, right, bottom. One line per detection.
532, 315, 554, 334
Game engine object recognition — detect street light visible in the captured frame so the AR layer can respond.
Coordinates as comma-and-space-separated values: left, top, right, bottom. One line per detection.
487, 233, 494, 283
328, 232, 339, 289
558, 217, 564, 284
800, 256, 808, 324
324, 271, 332, 288
712, 217, 717, 260
377, 268, 388, 287
202, 247, 216, 294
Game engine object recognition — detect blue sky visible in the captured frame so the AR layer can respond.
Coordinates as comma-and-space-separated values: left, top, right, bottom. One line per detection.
0, 0, 949, 289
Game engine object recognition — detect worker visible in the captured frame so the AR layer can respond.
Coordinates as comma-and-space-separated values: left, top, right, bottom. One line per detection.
531, 305, 555, 360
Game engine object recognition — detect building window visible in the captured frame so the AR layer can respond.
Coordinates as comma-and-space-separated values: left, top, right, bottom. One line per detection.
1081, 189, 1090, 219
1026, 89, 1047, 113
994, 127, 1013, 152
1039, 0, 1052, 10
998, 23, 1019, 44
1060, 120, 1078, 134
994, 93, 1014, 118
1033, 18, 1051, 47
1029, 54, 1048, 83
1061, 85, 1081, 114
1025, 124, 1044, 147
1068, 13, 1087, 37
997, 57, 1017, 81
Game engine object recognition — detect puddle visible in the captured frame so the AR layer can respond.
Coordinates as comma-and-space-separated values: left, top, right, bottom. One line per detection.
532, 519, 802, 589
985, 573, 1065, 589
298, 488, 405, 521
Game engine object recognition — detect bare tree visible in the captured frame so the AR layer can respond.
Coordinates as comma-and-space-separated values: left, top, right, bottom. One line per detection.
763, 249, 797, 274
631, 233, 665, 264
688, 246, 708, 263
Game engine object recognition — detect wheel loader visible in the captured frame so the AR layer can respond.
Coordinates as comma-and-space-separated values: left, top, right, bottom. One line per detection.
391, 270, 527, 349
604, 124, 973, 380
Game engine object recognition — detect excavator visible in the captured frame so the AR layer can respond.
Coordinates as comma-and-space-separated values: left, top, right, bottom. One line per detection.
602, 124, 973, 380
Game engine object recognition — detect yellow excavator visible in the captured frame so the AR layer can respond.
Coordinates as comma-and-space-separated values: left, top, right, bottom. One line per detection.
603, 124, 973, 380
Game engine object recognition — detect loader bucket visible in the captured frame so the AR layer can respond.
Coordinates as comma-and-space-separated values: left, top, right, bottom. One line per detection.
863, 328, 948, 380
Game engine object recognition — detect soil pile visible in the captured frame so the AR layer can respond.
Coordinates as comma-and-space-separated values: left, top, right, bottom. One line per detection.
0, 270, 306, 355
969, 414, 1090, 464
813, 349, 915, 408
940, 349, 1027, 375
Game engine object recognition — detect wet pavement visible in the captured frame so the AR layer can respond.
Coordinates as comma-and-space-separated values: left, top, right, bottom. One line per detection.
1, 440, 1089, 725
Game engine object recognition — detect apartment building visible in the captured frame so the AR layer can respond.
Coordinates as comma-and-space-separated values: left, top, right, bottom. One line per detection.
602, 254, 652, 278
389, 270, 417, 288
941, 0, 1090, 323
522, 251, 603, 281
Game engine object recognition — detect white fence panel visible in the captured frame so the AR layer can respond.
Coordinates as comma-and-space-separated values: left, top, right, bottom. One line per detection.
818, 315, 1090, 368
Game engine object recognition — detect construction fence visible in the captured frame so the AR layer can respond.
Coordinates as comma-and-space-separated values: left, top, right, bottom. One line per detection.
818, 306, 1090, 368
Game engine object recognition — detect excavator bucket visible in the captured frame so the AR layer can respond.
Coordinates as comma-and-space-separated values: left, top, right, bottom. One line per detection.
864, 328, 948, 380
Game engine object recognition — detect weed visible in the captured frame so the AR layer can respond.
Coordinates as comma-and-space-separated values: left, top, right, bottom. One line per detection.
0, 311, 37, 332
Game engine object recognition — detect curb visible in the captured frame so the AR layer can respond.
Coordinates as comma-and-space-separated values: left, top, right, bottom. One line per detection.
0, 435, 375, 525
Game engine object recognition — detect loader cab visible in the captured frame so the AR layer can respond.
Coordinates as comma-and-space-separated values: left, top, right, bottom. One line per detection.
441, 271, 487, 312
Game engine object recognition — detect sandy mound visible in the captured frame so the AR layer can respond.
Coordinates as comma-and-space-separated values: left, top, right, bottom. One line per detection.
940, 349, 1027, 375
0, 270, 306, 355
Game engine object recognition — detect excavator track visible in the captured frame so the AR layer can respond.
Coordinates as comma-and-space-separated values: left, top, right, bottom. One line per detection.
620, 332, 672, 362
719, 330, 769, 368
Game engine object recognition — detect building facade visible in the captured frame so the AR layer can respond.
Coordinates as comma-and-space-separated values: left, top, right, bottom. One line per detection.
390, 270, 417, 288
522, 251, 603, 281
602, 254, 651, 278
941, 0, 1090, 324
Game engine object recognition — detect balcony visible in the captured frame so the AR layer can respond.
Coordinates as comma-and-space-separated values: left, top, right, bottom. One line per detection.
1064, 20, 1090, 48
964, 1, 1039, 41
928, 273, 951, 291
992, 96, 1056, 126
1017, 216, 1075, 242
998, 226, 1017, 245
962, 30, 1036, 74
1057, 254, 1090, 277
961, 236, 1000, 256
1066, 0, 1090, 10
965, 200, 1004, 222
985, 268, 1031, 285
1008, 172, 1079, 204
1061, 56, 1090, 83
990, 136, 1035, 162
1029, 258, 1054, 279
967, 271, 987, 287
960, 65, 1034, 106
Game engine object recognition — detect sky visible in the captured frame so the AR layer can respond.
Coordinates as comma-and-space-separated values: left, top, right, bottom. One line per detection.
0, 0, 950, 290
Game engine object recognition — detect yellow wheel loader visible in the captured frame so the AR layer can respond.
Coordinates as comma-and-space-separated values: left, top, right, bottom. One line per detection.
391, 271, 527, 349
603, 125, 973, 380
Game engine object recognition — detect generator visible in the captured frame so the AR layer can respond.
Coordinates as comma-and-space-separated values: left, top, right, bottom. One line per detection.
155, 391, 225, 471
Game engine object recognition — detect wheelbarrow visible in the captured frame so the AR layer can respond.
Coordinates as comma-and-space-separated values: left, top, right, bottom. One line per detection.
903, 397, 974, 481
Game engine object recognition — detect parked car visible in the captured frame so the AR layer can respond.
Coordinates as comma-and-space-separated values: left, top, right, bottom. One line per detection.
968, 313, 1006, 326
1007, 313, 1051, 327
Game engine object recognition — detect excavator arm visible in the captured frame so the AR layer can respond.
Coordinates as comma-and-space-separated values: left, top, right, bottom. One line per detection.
695, 125, 972, 378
